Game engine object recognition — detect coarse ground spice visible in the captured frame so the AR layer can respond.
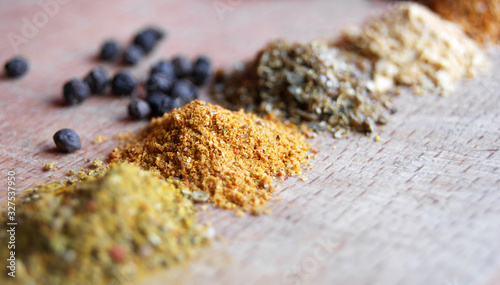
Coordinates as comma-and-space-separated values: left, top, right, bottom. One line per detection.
93, 135, 108, 144
0, 164, 211, 285
339, 3, 487, 95
418, 0, 500, 44
42, 162, 56, 171
211, 39, 393, 136
109, 100, 310, 213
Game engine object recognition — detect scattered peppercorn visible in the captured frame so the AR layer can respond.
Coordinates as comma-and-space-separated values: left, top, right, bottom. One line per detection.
171, 79, 198, 102
145, 72, 174, 95
150, 60, 176, 79
128, 98, 151, 119
147, 92, 183, 117
4, 56, 29, 78
172, 55, 193, 78
53, 128, 82, 153
147, 92, 165, 116
123, 44, 144, 65
133, 27, 165, 54
111, 71, 137, 96
192, 55, 212, 85
99, 39, 121, 61
83, 66, 109, 94
63, 78, 91, 105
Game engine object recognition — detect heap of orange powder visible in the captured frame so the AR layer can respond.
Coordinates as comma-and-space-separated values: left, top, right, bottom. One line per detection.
420, 0, 500, 44
109, 101, 310, 214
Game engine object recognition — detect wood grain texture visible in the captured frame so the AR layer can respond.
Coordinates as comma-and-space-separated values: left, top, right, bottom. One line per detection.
0, 1, 499, 285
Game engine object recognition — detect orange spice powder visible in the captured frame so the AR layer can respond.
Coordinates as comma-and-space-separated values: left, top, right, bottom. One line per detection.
109, 101, 310, 213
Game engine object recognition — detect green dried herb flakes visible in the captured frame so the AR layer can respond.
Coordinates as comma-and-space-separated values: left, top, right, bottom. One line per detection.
212, 39, 392, 135
0, 164, 211, 285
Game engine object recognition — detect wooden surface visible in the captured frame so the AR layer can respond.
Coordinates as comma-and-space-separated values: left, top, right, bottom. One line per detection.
1, 1, 499, 284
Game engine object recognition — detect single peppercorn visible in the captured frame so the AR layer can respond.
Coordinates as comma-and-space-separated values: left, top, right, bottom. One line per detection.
112, 72, 137, 96
4, 56, 29, 78
100, 39, 121, 62
147, 92, 183, 117
171, 79, 198, 103
145, 72, 174, 95
123, 44, 144, 65
53, 128, 81, 153
84, 67, 109, 94
172, 55, 193, 78
63, 78, 91, 106
111, 71, 137, 96
192, 56, 212, 86
150, 60, 176, 79
128, 98, 152, 119
147, 92, 167, 117
133, 27, 165, 54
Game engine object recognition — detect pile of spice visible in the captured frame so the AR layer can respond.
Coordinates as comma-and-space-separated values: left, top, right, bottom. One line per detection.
212, 39, 393, 136
339, 3, 486, 95
0, 164, 210, 285
418, 0, 500, 44
109, 100, 310, 214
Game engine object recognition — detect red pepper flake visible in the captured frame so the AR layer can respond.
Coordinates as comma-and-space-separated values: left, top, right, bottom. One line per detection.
86, 200, 97, 212
109, 244, 127, 263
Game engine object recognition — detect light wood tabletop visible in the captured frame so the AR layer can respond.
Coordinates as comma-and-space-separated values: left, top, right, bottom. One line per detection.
0, 1, 499, 284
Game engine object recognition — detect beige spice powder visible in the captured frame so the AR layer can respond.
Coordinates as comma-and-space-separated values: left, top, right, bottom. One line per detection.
339, 3, 487, 95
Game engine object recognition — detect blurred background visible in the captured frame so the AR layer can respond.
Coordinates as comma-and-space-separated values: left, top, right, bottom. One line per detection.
1, 1, 500, 285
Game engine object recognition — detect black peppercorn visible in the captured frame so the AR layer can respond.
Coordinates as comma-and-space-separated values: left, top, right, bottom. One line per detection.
172, 55, 193, 78
123, 44, 144, 65
100, 39, 121, 62
4, 56, 29, 78
133, 27, 165, 54
171, 79, 198, 103
192, 55, 212, 85
63, 78, 91, 105
53, 128, 81, 153
128, 98, 151, 119
84, 67, 109, 94
150, 60, 176, 79
147, 92, 183, 117
111, 72, 137, 96
145, 72, 174, 95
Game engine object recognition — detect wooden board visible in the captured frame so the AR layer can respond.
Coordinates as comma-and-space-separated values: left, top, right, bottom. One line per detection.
0, 1, 499, 284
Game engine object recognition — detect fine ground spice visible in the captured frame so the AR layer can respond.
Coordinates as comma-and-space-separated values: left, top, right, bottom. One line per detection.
0, 164, 211, 285
338, 3, 486, 95
109, 100, 310, 213
419, 0, 500, 44
212, 39, 392, 136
